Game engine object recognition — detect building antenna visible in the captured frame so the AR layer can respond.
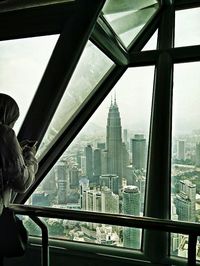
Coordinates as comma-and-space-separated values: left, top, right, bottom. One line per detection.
114, 90, 117, 105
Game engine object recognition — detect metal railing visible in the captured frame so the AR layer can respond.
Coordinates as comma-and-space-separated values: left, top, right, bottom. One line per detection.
10, 204, 200, 266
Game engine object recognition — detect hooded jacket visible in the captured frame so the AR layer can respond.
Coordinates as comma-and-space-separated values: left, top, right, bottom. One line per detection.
0, 93, 38, 214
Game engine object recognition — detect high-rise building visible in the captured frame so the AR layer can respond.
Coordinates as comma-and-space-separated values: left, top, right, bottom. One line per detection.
69, 165, 80, 189
41, 167, 57, 194
85, 144, 93, 181
195, 143, 200, 167
79, 177, 89, 209
55, 161, 68, 204
175, 179, 196, 222
101, 187, 119, 214
106, 98, 123, 186
122, 186, 141, 249
97, 142, 106, 150
80, 155, 86, 175
83, 190, 102, 212
76, 150, 83, 169
171, 197, 180, 255
122, 142, 129, 178
101, 150, 108, 175
100, 174, 119, 194
131, 134, 146, 170
31, 192, 50, 207
177, 140, 185, 161
135, 173, 146, 213
93, 148, 102, 177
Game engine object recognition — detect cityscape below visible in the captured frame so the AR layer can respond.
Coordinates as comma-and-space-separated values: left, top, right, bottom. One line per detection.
25, 98, 200, 259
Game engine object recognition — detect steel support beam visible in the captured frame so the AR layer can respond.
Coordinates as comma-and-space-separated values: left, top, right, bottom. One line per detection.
143, 4, 174, 264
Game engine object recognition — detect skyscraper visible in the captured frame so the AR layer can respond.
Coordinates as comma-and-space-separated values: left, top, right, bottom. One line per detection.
55, 161, 69, 204
100, 174, 119, 194
106, 98, 123, 186
122, 185, 141, 249
175, 179, 196, 222
177, 140, 185, 161
69, 164, 79, 189
101, 150, 108, 175
101, 186, 119, 214
85, 144, 93, 181
131, 134, 147, 170
195, 143, 200, 167
93, 148, 102, 177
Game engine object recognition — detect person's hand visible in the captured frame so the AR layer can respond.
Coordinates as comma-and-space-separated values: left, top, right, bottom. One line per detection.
20, 140, 38, 173
20, 140, 37, 155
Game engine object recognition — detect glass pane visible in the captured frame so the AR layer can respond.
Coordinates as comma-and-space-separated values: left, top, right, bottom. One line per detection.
0, 35, 59, 133
24, 216, 142, 249
175, 8, 200, 47
28, 66, 154, 249
37, 41, 114, 159
142, 30, 158, 51
102, 0, 159, 47
171, 62, 200, 258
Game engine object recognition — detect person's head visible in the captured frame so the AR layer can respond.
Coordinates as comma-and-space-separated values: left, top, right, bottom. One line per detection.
0, 93, 19, 128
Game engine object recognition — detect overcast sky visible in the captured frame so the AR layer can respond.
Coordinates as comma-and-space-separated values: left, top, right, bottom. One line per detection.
0, 7, 199, 138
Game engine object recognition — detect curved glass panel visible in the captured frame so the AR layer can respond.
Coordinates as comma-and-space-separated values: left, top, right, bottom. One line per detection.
102, 0, 159, 47
171, 62, 200, 258
37, 41, 114, 159
175, 7, 200, 47
28, 66, 154, 249
0, 35, 59, 133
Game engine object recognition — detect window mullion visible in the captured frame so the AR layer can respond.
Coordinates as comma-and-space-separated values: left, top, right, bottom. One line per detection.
143, 3, 174, 264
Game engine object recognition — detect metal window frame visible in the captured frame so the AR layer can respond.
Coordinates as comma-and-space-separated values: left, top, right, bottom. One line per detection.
0, 0, 198, 264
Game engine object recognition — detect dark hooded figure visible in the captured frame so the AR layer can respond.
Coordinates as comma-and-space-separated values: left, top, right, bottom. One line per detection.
0, 93, 38, 263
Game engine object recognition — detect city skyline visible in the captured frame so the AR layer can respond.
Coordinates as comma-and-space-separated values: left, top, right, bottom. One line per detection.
27, 79, 200, 257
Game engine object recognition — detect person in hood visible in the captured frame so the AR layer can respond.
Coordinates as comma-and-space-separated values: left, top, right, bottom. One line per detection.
0, 93, 38, 207
0, 93, 38, 263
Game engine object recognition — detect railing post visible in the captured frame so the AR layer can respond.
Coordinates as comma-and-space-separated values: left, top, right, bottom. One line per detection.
30, 216, 49, 266
188, 233, 197, 266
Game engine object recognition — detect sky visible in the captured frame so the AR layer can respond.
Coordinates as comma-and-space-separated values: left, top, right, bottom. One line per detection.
0, 7, 200, 139
0, 34, 59, 132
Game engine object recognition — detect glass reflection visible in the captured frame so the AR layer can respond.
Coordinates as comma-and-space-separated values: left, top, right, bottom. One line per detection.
102, 0, 159, 47
37, 41, 114, 159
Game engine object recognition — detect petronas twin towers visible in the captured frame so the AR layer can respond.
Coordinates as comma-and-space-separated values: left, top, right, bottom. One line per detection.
106, 97, 123, 186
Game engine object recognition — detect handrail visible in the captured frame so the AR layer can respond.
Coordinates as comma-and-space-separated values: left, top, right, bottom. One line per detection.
10, 204, 200, 266
10, 204, 200, 234
29, 216, 49, 266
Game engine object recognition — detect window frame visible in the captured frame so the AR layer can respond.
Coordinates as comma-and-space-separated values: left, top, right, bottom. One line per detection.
3, 0, 199, 264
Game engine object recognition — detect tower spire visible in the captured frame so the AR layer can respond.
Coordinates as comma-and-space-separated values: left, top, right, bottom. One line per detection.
114, 91, 117, 105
